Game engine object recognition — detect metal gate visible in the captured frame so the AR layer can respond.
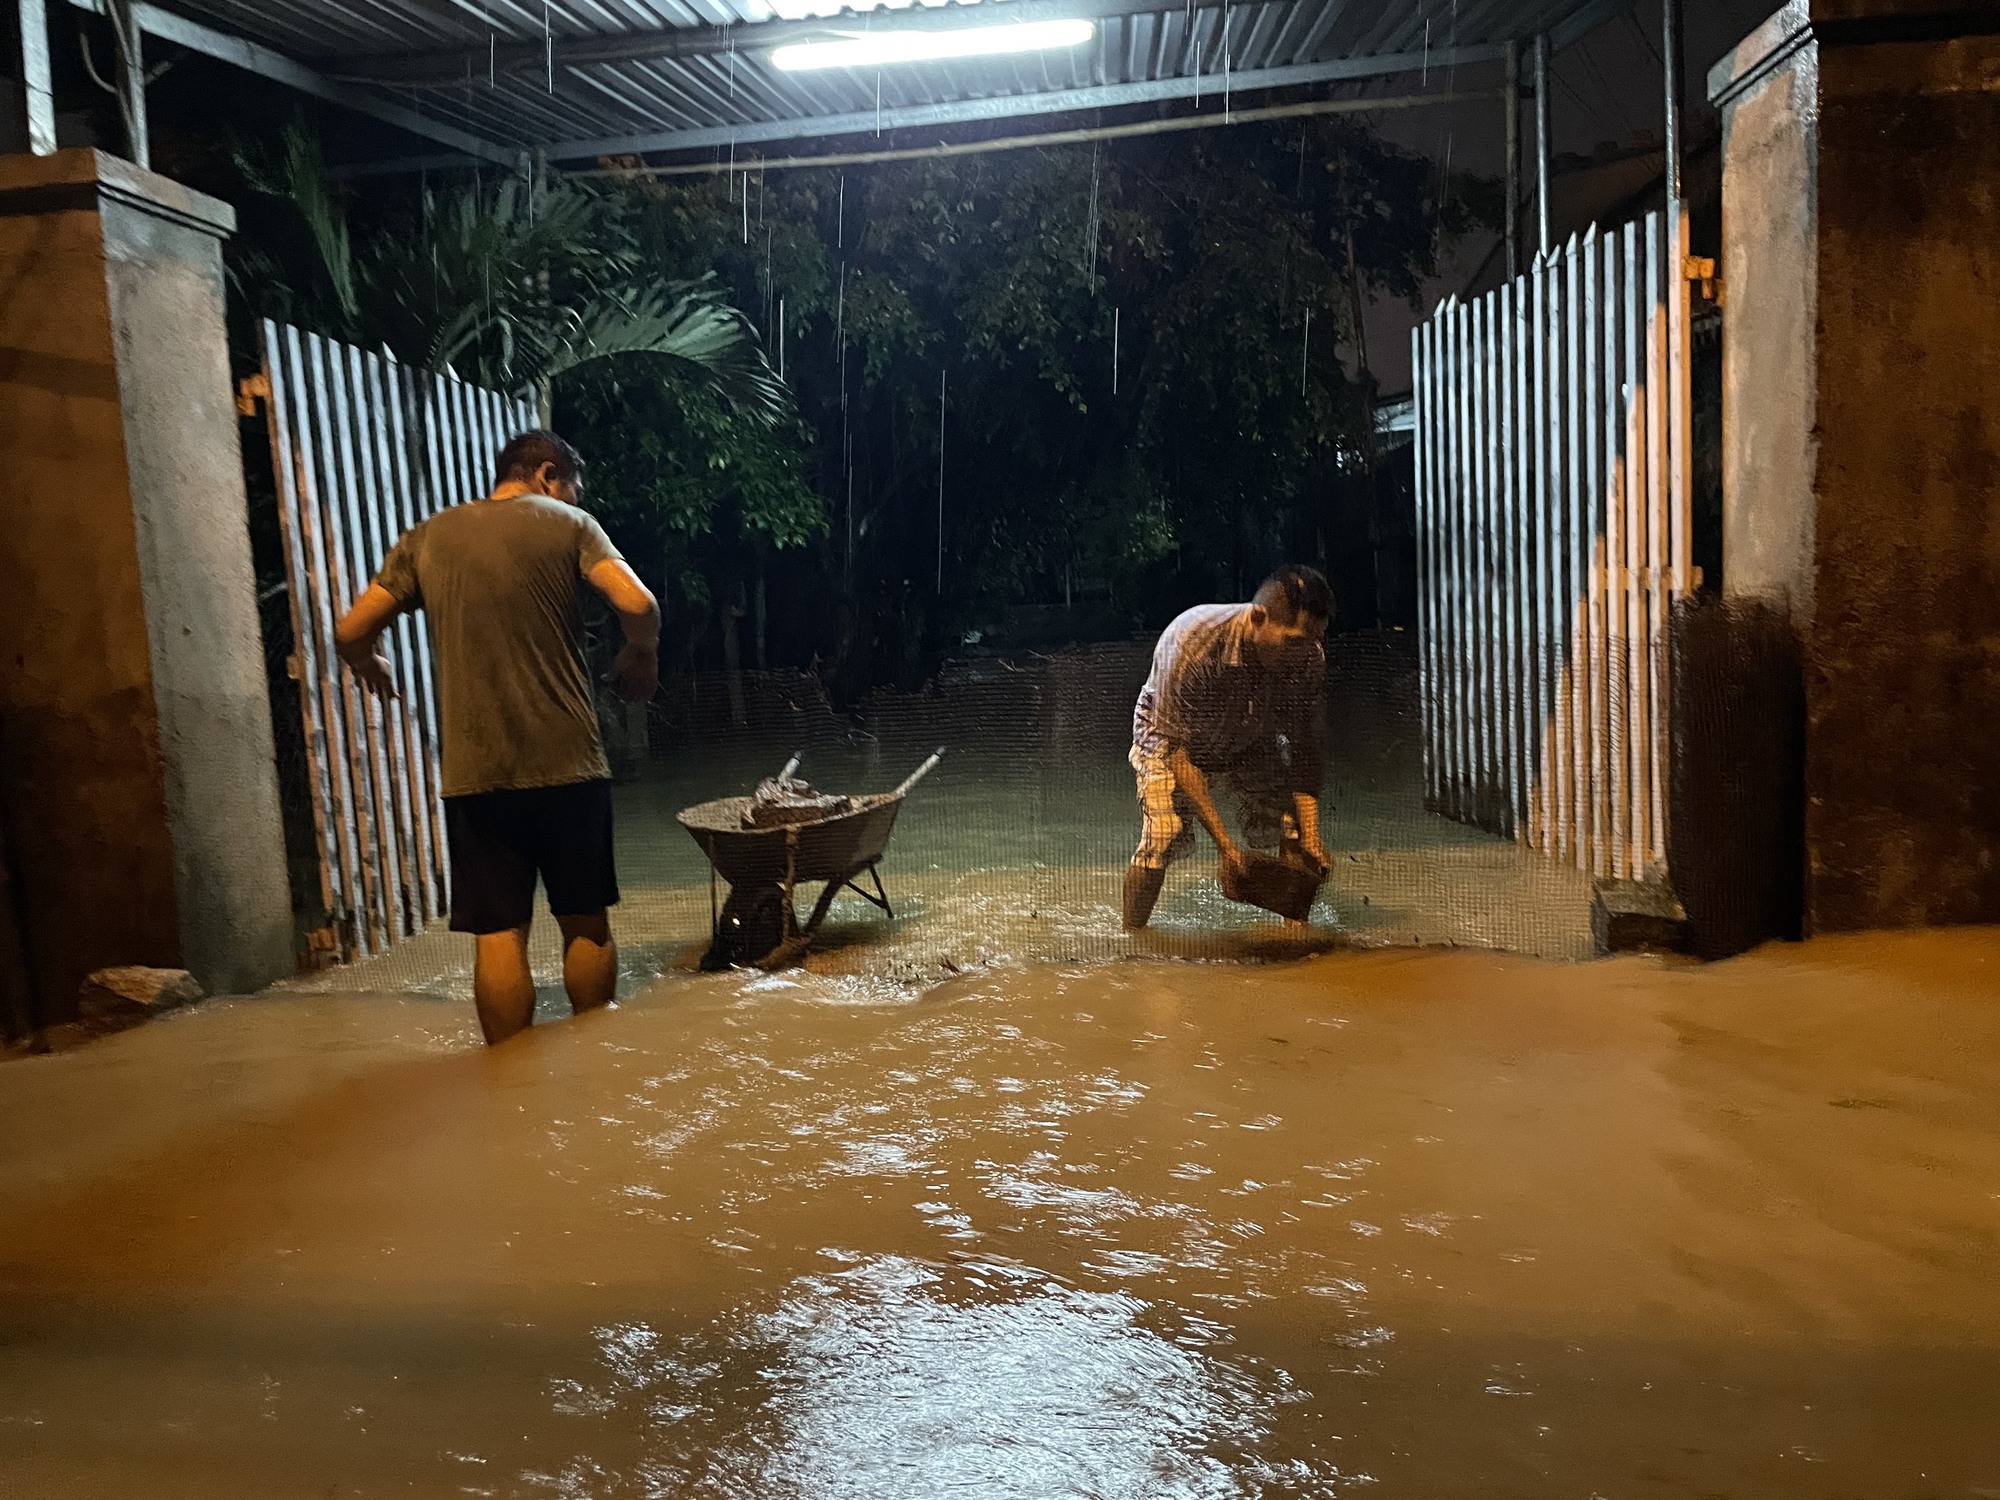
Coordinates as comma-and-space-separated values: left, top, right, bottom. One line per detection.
1411, 209, 1694, 884
254, 320, 536, 959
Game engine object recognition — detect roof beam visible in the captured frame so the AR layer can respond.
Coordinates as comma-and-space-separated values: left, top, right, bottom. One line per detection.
62, 0, 522, 165
341, 0, 1249, 87
1549, 0, 1637, 50
570, 85, 1499, 176
543, 43, 1504, 161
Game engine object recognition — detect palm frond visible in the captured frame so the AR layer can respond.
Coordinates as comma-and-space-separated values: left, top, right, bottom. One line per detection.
235, 119, 358, 323
541, 279, 787, 424
250, 140, 782, 424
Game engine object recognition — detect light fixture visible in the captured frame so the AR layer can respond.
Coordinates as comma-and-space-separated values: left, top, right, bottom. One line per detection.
770, 18, 1095, 71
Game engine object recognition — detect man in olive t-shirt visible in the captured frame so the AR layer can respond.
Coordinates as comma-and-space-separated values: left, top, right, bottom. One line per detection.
335, 431, 660, 1045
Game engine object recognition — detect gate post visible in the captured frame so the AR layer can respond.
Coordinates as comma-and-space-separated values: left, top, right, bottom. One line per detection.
0, 149, 292, 1022
1710, 1, 2000, 935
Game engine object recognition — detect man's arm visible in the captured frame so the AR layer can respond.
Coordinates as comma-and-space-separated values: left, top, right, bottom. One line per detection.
1293, 793, 1328, 874
586, 558, 661, 703
334, 584, 407, 698
1166, 748, 1244, 874
1284, 647, 1330, 873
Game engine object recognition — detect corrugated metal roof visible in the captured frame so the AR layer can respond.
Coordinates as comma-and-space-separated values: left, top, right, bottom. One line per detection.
127, 0, 1629, 162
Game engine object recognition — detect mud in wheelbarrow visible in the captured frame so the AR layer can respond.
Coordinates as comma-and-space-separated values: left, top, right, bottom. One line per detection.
677, 750, 943, 970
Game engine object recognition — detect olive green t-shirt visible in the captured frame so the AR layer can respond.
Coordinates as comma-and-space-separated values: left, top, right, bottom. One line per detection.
374, 496, 623, 799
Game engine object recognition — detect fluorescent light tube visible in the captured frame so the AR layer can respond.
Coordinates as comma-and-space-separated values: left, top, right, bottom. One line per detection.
770, 19, 1095, 71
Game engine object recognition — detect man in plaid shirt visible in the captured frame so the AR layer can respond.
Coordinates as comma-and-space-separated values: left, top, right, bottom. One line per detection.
1123, 565, 1334, 929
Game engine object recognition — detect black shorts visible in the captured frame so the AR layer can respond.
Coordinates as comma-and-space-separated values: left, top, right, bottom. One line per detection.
445, 779, 620, 935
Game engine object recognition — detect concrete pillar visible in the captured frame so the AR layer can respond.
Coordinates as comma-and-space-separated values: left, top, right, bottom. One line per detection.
1710, 2, 2000, 934
0, 148, 292, 1023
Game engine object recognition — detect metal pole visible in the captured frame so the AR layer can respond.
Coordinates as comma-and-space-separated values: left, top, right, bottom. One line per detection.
1579, 228, 1600, 871
1456, 298, 1472, 817
1563, 235, 1585, 866
1596, 230, 1619, 880
936, 369, 946, 595
1413, 320, 1433, 804
112, 0, 149, 168
1503, 39, 1520, 281
1534, 32, 1551, 255
1499, 281, 1519, 838
1662, 0, 1683, 207
1532, 233, 1553, 848
1661, 0, 1690, 888
1478, 294, 1497, 815
18, 0, 55, 155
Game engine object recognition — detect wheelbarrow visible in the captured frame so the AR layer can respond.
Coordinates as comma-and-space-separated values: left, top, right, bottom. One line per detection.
677, 749, 944, 971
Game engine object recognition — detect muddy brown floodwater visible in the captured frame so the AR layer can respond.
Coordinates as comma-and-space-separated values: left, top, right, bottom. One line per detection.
3, 930, 1999, 1498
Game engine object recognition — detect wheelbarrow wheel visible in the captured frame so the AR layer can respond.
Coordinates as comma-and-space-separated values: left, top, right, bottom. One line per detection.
704, 881, 792, 971
746, 861, 892, 971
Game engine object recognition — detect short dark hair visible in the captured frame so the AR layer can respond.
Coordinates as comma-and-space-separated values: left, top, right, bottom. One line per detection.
494, 429, 585, 487
1254, 564, 1335, 626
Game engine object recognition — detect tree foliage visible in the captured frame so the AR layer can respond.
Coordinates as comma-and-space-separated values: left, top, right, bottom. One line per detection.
230, 123, 785, 420
226, 113, 1489, 686
574, 116, 1488, 677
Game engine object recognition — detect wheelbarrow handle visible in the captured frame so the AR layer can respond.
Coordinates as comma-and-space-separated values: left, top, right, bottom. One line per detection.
891, 747, 946, 800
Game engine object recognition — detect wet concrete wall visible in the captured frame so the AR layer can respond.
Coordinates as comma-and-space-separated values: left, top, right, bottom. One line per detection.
1669, 597, 1807, 958
0, 150, 291, 1023
1710, 4, 2000, 936
1712, 1, 1820, 617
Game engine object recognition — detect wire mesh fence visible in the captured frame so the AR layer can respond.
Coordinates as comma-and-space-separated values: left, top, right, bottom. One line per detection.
247, 318, 1623, 1005
280, 631, 1601, 1005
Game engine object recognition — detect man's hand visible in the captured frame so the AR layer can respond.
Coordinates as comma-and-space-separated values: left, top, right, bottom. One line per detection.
335, 584, 407, 700
1166, 749, 1234, 859
1296, 792, 1328, 876
612, 641, 659, 703
350, 647, 400, 699
1218, 840, 1250, 885
588, 559, 662, 705
1293, 794, 1329, 876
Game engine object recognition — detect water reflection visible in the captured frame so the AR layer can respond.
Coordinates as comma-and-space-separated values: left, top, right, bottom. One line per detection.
2, 932, 1999, 1496
547, 1254, 1344, 1499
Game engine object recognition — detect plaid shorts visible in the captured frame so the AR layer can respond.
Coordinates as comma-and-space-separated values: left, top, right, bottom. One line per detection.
1129, 746, 1294, 870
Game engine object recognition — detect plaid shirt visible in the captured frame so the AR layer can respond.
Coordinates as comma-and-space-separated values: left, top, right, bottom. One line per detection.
1131, 603, 1327, 795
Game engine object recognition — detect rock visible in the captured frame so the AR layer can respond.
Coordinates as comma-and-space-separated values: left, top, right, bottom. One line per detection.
743, 775, 852, 829
1592, 881, 1689, 956
77, 966, 203, 1032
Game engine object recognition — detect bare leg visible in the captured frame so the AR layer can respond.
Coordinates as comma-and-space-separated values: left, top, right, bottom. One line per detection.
558, 912, 617, 1015
1123, 862, 1167, 930
474, 925, 536, 1045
